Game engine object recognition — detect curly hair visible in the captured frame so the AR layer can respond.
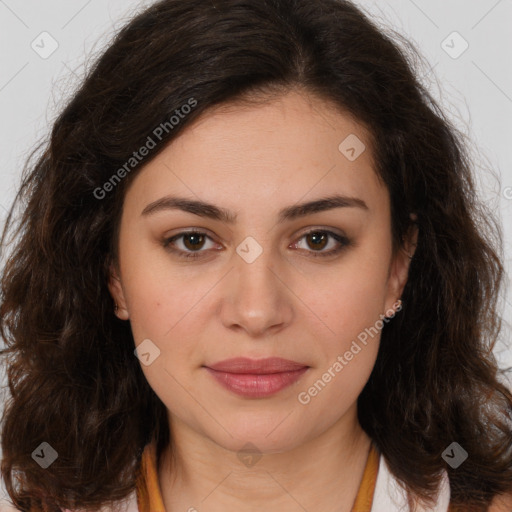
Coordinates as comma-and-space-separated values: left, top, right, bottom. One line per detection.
1, 0, 511, 510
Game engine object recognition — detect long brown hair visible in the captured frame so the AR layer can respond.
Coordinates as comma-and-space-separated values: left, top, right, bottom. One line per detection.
1, 0, 511, 510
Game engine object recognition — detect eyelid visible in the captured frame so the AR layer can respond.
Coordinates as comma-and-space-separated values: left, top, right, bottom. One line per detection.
294, 225, 347, 239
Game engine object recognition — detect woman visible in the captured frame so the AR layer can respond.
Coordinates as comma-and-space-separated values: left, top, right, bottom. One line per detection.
1, 0, 511, 510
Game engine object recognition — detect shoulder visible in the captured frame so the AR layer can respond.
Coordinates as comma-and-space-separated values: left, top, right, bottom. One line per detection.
488, 492, 512, 512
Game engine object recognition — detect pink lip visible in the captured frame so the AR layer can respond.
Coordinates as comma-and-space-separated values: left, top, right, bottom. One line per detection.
204, 357, 309, 398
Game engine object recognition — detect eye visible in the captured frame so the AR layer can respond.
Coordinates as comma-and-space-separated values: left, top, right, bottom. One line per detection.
291, 229, 351, 258
163, 230, 217, 259
162, 229, 351, 260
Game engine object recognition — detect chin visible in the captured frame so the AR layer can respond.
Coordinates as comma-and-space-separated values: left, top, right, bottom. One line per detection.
207, 417, 307, 455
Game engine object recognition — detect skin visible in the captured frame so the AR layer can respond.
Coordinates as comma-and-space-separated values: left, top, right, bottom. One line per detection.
109, 88, 418, 512
490, 495, 512, 511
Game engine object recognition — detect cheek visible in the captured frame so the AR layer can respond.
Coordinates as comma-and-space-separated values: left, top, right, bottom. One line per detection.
299, 256, 391, 343
296, 276, 384, 420
292, 251, 390, 408
298, 342, 378, 434
122, 259, 219, 394
126, 268, 209, 408
121, 242, 209, 341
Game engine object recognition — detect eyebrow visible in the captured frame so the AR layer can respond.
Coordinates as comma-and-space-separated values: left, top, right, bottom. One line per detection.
141, 194, 368, 224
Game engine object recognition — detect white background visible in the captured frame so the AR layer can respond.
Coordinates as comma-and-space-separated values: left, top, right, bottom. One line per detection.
1, 0, 511, 507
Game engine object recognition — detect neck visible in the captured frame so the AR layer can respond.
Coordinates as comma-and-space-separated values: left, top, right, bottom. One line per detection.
158, 406, 374, 512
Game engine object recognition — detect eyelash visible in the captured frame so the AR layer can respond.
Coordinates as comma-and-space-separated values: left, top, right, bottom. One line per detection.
162, 229, 351, 260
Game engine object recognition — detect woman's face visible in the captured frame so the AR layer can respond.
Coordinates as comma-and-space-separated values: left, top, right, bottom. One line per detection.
109, 89, 414, 454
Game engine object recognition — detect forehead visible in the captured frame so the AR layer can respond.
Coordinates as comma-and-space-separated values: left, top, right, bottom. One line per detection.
124, 90, 387, 217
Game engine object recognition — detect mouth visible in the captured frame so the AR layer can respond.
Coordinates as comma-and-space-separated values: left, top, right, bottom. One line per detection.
203, 357, 309, 398
205, 356, 308, 373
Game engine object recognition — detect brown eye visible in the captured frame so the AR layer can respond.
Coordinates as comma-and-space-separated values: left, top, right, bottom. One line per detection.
305, 232, 329, 251
163, 231, 216, 259
182, 232, 206, 251
293, 230, 351, 258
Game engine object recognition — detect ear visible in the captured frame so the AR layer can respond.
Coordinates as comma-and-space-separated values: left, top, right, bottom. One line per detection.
384, 214, 418, 315
108, 260, 130, 320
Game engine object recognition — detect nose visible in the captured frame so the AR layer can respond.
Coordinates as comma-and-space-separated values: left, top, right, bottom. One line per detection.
218, 242, 294, 338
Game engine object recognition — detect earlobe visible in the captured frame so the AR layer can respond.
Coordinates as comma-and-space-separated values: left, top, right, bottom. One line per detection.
107, 262, 130, 320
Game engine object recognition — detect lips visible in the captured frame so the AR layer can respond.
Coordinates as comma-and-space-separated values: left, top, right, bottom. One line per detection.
204, 357, 309, 398
205, 357, 308, 374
